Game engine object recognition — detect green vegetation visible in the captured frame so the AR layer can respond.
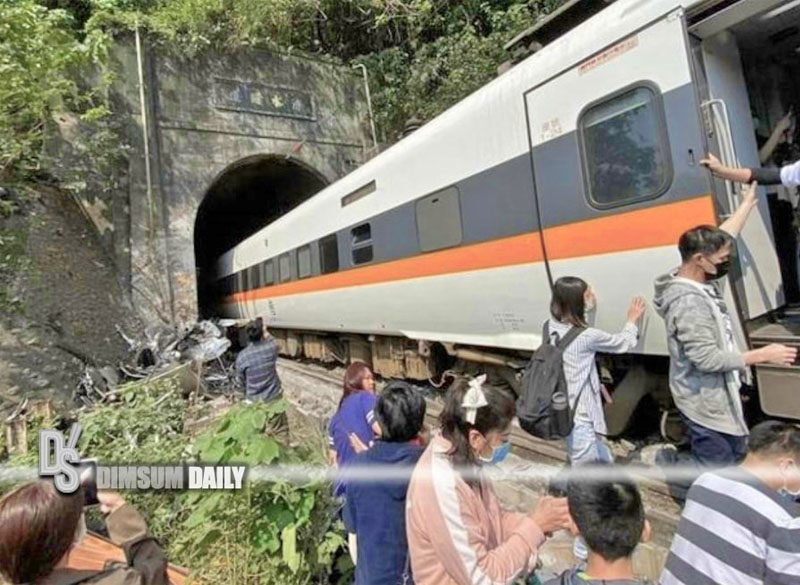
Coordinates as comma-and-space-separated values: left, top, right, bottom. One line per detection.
0, 0, 565, 180
4, 379, 346, 583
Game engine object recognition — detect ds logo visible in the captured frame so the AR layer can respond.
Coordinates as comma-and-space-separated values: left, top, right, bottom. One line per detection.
39, 423, 82, 494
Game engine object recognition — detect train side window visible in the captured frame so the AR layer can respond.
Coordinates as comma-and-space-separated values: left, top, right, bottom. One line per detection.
319, 234, 339, 274
416, 186, 462, 252
279, 253, 291, 283
351, 223, 371, 245
350, 223, 373, 265
578, 84, 672, 208
249, 265, 261, 289
297, 245, 312, 279
262, 260, 274, 286
241, 269, 250, 292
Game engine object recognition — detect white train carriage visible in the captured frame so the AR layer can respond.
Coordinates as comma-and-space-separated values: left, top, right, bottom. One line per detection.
213, 0, 800, 433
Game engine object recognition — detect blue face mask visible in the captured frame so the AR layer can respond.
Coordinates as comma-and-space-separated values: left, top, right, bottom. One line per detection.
479, 440, 512, 465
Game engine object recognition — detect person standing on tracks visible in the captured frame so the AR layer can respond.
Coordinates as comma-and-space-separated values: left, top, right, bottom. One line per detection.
546, 277, 646, 467
234, 317, 282, 402
328, 362, 380, 564
660, 420, 800, 585
346, 381, 426, 585
406, 376, 571, 585
546, 277, 646, 563
653, 184, 797, 466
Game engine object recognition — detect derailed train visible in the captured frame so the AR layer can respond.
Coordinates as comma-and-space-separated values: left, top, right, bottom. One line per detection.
211, 0, 800, 437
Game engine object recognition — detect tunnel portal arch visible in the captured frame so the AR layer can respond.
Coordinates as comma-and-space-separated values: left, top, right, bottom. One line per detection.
194, 154, 329, 316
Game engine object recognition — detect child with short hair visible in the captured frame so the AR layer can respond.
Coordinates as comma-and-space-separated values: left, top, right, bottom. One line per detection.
346, 381, 427, 585
545, 471, 651, 585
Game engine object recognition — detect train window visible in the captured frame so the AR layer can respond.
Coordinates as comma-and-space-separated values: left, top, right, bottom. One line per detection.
319, 234, 339, 274
249, 265, 261, 289
297, 245, 312, 279
279, 253, 291, 283
351, 223, 372, 245
352, 246, 374, 265
341, 181, 376, 207
578, 84, 671, 208
262, 260, 274, 286
241, 269, 250, 292
416, 186, 462, 252
350, 223, 373, 265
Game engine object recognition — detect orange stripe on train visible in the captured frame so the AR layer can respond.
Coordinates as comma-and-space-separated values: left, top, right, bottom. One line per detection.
228, 195, 716, 303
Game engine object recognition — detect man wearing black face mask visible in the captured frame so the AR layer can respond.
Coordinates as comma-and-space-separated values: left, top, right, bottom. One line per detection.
654, 183, 797, 465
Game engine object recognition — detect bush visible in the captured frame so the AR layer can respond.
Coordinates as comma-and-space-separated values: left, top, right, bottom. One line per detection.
0, 0, 109, 180
1, 379, 346, 583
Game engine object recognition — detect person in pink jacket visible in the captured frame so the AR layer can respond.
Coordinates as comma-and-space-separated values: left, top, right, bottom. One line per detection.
406, 375, 571, 585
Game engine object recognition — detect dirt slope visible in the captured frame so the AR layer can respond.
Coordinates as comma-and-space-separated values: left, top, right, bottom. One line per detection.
0, 184, 141, 412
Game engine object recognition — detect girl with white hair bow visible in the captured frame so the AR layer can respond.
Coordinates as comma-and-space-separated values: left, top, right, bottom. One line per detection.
405, 375, 570, 585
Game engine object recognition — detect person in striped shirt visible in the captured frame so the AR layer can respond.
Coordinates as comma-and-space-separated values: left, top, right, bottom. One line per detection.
660, 420, 800, 585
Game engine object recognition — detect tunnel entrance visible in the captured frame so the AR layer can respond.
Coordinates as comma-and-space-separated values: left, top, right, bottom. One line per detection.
194, 155, 328, 317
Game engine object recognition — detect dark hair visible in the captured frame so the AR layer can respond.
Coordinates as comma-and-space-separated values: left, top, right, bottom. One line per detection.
246, 318, 264, 342
0, 480, 83, 583
339, 361, 373, 409
678, 225, 733, 262
440, 377, 516, 472
568, 472, 644, 561
748, 420, 800, 459
374, 381, 426, 443
550, 276, 589, 327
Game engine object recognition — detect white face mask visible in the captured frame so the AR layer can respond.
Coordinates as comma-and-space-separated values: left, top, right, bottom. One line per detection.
779, 463, 800, 499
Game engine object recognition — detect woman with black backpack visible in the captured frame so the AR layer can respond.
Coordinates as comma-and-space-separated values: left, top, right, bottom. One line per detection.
547, 276, 646, 466
545, 276, 645, 562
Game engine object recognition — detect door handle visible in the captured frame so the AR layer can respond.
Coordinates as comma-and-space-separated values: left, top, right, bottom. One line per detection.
701, 99, 740, 210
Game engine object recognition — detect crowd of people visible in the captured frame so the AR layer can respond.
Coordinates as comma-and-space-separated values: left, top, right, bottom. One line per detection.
1, 157, 799, 585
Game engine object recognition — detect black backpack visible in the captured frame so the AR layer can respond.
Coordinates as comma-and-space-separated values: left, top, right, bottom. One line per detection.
517, 322, 585, 440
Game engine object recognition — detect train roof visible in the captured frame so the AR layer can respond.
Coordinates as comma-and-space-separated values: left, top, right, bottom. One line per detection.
218, 0, 713, 273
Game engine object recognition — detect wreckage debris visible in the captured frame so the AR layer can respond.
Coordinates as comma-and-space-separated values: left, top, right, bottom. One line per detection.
75, 320, 239, 407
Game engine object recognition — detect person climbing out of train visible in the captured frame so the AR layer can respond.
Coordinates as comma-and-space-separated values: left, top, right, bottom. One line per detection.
234, 317, 282, 402
653, 183, 798, 467
545, 276, 646, 563
346, 381, 426, 585
327, 361, 381, 564
405, 375, 571, 585
701, 110, 800, 303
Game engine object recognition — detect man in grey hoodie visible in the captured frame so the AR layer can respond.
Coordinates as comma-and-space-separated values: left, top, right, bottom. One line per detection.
653, 183, 797, 465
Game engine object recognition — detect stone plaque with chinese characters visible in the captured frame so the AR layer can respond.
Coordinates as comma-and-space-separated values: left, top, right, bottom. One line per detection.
213, 78, 315, 120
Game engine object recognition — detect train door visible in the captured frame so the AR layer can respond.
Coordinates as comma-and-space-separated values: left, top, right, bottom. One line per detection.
690, 2, 785, 319
524, 9, 712, 356
689, 0, 800, 420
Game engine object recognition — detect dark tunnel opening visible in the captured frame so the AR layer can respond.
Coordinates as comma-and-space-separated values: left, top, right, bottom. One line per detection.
194, 155, 328, 317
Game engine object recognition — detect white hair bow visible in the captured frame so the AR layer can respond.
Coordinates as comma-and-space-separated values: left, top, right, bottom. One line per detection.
461, 374, 488, 424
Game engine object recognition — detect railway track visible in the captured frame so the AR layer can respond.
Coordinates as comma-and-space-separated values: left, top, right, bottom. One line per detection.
278, 357, 682, 547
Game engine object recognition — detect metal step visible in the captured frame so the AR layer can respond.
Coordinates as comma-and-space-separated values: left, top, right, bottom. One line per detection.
749, 315, 800, 420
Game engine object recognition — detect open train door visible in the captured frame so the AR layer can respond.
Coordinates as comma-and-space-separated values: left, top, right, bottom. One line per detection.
690, 0, 785, 320
524, 7, 716, 357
